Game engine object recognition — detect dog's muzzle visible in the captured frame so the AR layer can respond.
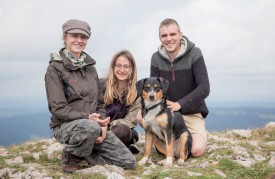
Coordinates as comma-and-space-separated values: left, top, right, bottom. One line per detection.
149, 91, 155, 100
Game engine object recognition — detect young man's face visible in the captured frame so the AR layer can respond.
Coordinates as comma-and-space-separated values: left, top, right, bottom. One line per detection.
159, 24, 182, 55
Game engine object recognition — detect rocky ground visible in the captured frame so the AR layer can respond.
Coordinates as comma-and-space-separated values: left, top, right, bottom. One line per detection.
0, 122, 275, 179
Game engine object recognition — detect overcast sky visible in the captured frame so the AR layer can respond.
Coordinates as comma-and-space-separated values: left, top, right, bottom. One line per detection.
1, 0, 275, 108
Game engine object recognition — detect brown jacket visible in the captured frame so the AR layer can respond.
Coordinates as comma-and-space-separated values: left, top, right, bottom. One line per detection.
45, 49, 106, 128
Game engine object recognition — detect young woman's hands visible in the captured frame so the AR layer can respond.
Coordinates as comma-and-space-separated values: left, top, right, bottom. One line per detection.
136, 110, 143, 128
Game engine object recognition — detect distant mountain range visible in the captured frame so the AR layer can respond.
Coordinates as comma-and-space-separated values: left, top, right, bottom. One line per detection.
0, 112, 51, 147
206, 107, 275, 131
1, 106, 274, 147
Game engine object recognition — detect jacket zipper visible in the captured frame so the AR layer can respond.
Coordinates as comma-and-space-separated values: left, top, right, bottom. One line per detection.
171, 62, 175, 81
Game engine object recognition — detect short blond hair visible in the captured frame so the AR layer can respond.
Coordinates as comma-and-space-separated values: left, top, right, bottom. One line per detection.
159, 18, 181, 32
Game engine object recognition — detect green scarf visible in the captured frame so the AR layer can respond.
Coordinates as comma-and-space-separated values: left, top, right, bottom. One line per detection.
63, 49, 87, 67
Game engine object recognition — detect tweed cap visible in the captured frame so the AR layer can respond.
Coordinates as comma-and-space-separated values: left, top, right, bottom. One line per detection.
62, 19, 91, 38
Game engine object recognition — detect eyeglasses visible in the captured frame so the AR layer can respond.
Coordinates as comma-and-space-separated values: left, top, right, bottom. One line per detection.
113, 64, 131, 70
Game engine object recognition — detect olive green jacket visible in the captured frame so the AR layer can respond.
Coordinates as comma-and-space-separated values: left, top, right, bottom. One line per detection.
45, 48, 106, 128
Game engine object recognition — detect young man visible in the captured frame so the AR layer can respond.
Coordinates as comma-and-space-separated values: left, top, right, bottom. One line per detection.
149, 18, 210, 157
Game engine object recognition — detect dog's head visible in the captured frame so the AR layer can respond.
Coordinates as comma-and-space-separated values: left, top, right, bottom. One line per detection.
136, 77, 169, 101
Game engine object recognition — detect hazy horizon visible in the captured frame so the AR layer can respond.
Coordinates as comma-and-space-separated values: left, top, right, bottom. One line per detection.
1, 97, 275, 110
1, 105, 274, 147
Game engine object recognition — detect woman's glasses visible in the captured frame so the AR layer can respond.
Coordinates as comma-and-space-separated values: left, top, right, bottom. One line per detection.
114, 64, 131, 70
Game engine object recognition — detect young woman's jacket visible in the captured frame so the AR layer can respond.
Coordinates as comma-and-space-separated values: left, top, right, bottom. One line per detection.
99, 78, 140, 129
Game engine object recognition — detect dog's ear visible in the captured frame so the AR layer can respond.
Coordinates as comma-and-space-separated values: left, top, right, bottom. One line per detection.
136, 78, 146, 97
158, 77, 169, 94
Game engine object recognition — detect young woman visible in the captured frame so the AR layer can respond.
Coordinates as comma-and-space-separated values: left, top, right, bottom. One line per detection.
45, 19, 136, 173
100, 50, 141, 154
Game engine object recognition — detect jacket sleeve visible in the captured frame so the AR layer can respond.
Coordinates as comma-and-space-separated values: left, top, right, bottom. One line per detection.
96, 76, 106, 120
45, 64, 89, 122
109, 97, 141, 129
178, 56, 210, 112
150, 53, 160, 77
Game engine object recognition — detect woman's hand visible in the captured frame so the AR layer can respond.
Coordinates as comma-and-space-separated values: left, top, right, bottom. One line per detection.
89, 113, 110, 126
95, 126, 107, 144
137, 110, 143, 128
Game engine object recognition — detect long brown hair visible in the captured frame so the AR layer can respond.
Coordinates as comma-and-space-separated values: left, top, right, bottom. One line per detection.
104, 50, 138, 106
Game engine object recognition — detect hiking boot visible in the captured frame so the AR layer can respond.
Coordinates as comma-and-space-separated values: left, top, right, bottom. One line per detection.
128, 144, 141, 154
62, 149, 80, 173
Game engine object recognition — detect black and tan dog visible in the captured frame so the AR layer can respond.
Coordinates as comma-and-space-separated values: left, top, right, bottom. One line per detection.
136, 77, 192, 167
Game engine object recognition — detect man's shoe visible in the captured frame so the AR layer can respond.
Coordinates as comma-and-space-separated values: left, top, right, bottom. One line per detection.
62, 149, 80, 173
128, 144, 141, 154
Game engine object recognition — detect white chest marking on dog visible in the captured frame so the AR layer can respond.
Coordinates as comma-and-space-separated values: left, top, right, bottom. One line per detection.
143, 100, 165, 140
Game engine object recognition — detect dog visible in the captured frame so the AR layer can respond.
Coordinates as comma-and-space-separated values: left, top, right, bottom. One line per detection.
136, 77, 192, 167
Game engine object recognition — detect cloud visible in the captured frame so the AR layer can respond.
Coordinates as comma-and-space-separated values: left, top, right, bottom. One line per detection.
0, 0, 275, 105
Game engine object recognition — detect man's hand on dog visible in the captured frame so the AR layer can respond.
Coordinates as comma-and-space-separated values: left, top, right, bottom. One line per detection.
166, 100, 181, 112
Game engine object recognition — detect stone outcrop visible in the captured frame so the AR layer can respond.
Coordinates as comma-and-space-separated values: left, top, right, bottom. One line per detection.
0, 122, 275, 178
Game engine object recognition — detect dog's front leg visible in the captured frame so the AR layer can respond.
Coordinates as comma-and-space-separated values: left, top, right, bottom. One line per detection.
161, 132, 174, 168
137, 131, 154, 166
178, 131, 190, 166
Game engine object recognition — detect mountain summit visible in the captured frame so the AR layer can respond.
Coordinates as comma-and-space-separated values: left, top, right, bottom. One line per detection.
1, 122, 275, 178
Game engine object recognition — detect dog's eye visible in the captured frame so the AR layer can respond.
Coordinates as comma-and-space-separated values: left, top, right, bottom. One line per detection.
145, 85, 150, 90
154, 84, 159, 89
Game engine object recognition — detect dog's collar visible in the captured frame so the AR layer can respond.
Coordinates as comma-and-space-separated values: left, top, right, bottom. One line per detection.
142, 99, 165, 116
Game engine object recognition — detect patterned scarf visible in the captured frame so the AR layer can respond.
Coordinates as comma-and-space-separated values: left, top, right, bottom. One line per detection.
63, 49, 87, 67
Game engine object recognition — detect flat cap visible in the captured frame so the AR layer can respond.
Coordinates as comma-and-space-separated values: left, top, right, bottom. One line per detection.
62, 19, 91, 38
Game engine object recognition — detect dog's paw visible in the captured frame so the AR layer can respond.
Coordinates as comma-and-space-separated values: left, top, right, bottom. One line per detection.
177, 159, 185, 166
164, 157, 173, 168
157, 159, 166, 166
158, 157, 173, 168
137, 157, 149, 166
164, 162, 173, 168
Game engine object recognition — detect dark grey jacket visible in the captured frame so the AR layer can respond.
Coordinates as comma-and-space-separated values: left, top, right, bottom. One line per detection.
45, 48, 106, 128
151, 36, 210, 118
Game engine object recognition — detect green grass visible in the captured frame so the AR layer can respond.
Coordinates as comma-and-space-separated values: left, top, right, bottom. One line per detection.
251, 126, 275, 142
215, 158, 274, 179
6, 164, 27, 173
0, 156, 9, 169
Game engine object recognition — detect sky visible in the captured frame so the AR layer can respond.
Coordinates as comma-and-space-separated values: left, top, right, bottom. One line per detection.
1, 0, 275, 110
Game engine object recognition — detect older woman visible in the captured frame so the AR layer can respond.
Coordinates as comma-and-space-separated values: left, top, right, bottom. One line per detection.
45, 19, 136, 173
100, 50, 141, 154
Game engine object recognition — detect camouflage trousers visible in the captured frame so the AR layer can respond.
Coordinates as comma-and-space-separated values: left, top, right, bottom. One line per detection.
52, 119, 136, 169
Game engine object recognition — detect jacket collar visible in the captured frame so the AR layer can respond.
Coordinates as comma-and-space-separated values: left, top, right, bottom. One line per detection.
58, 48, 96, 70
158, 36, 194, 62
